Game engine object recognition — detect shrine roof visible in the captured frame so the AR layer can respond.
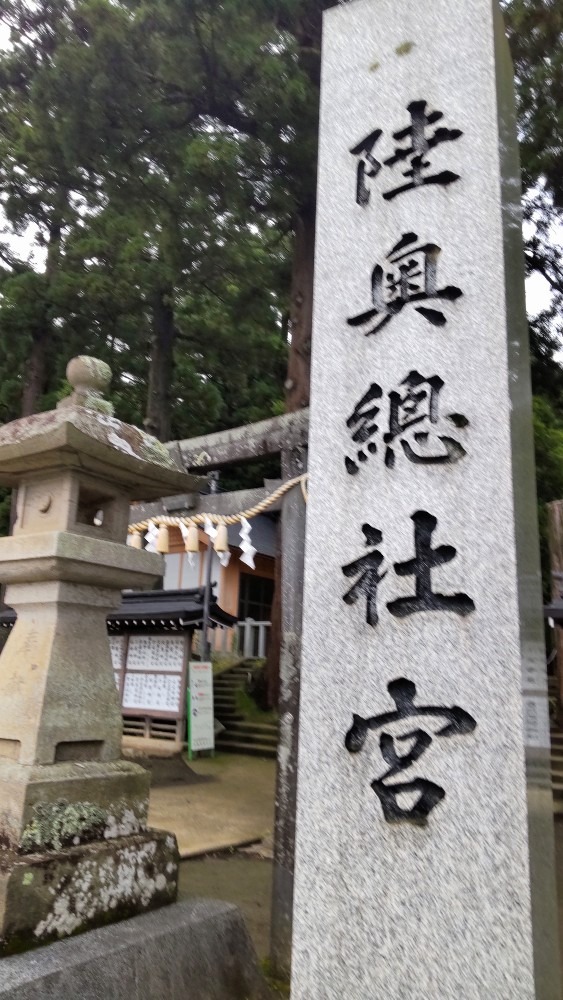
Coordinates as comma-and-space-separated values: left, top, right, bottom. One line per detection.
107, 587, 237, 631
0, 587, 237, 633
544, 601, 563, 623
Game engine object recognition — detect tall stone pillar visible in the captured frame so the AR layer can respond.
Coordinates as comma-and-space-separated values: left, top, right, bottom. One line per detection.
0, 356, 200, 955
291, 1, 560, 998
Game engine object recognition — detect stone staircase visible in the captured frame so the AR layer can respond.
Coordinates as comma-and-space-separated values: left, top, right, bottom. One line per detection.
214, 664, 278, 760
551, 735, 563, 815
549, 675, 563, 814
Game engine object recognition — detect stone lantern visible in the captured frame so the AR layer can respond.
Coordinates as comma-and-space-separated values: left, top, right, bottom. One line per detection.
0, 356, 201, 954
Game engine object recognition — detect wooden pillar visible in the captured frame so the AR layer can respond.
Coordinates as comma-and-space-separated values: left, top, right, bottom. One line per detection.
547, 500, 563, 717
269, 444, 307, 980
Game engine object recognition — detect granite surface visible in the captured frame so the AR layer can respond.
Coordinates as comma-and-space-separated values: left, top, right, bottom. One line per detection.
0, 899, 272, 999
291, 1, 560, 997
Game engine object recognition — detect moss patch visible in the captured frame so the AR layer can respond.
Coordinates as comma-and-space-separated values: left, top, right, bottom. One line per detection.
235, 689, 278, 726
20, 801, 107, 853
261, 959, 290, 996
212, 653, 244, 675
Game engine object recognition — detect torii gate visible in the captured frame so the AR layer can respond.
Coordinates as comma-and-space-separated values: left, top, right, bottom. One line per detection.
165, 408, 309, 978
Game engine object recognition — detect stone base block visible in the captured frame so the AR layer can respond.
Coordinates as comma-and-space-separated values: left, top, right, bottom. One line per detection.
0, 759, 150, 851
0, 829, 177, 956
0, 899, 272, 999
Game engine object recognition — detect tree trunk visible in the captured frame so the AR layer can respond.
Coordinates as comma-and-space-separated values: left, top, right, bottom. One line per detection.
20, 328, 52, 418
264, 202, 315, 708
284, 202, 316, 413
20, 202, 65, 418
145, 286, 175, 442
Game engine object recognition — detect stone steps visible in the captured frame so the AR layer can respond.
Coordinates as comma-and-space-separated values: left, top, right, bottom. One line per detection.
215, 738, 277, 760
227, 721, 278, 736
551, 724, 563, 812
218, 729, 278, 749
213, 666, 278, 759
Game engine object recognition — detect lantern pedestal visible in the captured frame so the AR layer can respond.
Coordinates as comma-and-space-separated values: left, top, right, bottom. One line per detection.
0, 830, 177, 956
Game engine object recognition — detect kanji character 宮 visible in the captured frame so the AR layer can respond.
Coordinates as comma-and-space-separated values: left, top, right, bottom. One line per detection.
345, 677, 476, 824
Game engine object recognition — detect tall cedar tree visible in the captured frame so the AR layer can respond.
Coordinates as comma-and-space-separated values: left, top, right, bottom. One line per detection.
0, 0, 563, 644
0, 0, 289, 436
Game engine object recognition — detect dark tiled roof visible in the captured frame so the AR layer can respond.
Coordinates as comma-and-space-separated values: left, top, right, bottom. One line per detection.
0, 587, 237, 634
545, 602, 563, 623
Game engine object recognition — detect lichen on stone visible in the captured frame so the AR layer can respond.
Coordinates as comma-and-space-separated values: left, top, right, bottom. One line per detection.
103, 807, 143, 840
33, 839, 175, 940
80, 392, 114, 416
139, 434, 176, 467
21, 801, 108, 853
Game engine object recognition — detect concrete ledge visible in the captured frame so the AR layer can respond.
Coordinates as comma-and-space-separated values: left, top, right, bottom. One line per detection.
0, 899, 273, 999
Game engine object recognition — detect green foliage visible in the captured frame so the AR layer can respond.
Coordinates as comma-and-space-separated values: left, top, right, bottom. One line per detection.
0, 0, 563, 615
0, 490, 11, 536
261, 958, 291, 997
501, 0, 563, 592
0, 0, 291, 436
503, 0, 563, 355
533, 396, 563, 598
503, 0, 563, 208
235, 686, 278, 725
211, 653, 243, 674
